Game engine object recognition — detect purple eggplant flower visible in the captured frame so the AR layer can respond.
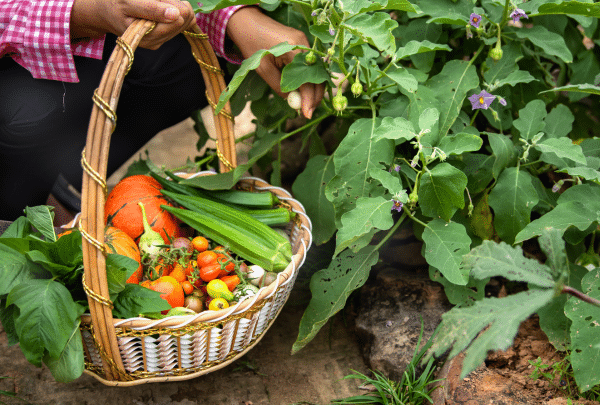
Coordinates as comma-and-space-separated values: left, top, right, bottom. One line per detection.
469, 90, 496, 110
391, 200, 403, 213
470, 13, 482, 28
510, 8, 528, 23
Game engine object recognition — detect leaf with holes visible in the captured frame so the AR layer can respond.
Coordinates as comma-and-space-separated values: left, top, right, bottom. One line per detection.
565, 268, 600, 392
292, 245, 378, 353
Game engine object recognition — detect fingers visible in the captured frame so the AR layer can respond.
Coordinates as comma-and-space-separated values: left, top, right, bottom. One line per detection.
125, 0, 185, 23
298, 82, 326, 119
133, 0, 196, 49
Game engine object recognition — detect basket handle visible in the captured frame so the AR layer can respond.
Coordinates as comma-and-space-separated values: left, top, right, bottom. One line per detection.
79, 19, 236, 380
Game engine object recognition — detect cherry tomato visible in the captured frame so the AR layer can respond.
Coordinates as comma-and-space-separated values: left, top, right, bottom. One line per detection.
198, 263, 221, 283
191, 236, 209, 252
196, 250, 218, 268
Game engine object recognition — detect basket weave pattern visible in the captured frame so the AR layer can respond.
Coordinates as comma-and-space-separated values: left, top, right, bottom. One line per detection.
78, 20, 312, 386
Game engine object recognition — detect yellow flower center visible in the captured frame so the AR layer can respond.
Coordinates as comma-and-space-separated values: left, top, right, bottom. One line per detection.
479, 96, 485, 104
473, 17, 479, 23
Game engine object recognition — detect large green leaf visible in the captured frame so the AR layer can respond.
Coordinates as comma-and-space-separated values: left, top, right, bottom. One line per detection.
335, 197, 393, 256
412, 0, 471, 24
483, 42, 525, 85
395, 40, 451, 60
512, 99, 547, 141
514, 25, 573, 63
422, 219, 471, 285
292, 155, 337, 246
419, 163, 468, 221
565, 268, 600, 392
24, 206, 56, 242
280, 53, 330, 92
536, 137, 587, 166
292, 246, 379, 354
7, 279, 82, 366
525, 0, 600, 18
540, 83, 600, 96
460, 240, 555, 288
515, 201, 596, 243
544, 104, 574, 138
326, 118, 394, 223
384, 66, 419, 93
486, 132, 516, 179
343, 12, 399, 56
0, 242, 47, 295
494, 70, 537, 88
338, 0, 420, 14
427, 60, 479, 141
428, 289, 556, 378
215, 42, 297, 113
437, 133, 483, 156
488, 168, 539, 245
42, 319, 84, 383
372, 116, 417, 144
112, 284, 171, 319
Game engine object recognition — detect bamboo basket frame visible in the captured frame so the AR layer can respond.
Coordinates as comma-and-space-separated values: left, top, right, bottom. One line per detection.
78, 20, 312, 385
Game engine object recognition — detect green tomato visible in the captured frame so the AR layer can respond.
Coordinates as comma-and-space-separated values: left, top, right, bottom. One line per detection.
332, 94, 348, 114
305, 51, 317, 65
351, 82, 363, 97
489, 47, 503, 61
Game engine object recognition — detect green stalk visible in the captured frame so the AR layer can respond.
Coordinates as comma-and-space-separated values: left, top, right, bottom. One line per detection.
373, 211, 408, 251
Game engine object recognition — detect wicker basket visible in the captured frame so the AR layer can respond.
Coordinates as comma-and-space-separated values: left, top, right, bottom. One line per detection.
78, 19, 312, 386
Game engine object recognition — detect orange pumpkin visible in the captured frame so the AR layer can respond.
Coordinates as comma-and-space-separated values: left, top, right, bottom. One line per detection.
104, 226, 143, 284
104, 174, 181, 242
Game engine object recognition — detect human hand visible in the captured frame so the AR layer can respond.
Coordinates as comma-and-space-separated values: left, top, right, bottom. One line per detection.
71, 0, 195, 49
226, 7, 325, 119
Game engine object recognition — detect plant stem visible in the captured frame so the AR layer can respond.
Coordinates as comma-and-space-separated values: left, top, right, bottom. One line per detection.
403, 207, 428, 229
280, 113, 330, 142
562, 286, 600, 308
374, 211, 408, 250
500, 0, 511, 27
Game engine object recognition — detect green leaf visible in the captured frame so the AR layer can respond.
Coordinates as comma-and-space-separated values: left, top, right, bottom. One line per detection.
544, 104, 574, 139
538, 227, 568, 279
437, 133, 483, 156
395, 40, 451, 60
0, 300, 19, 345
460, 240, 555, 288
565, 268, 600, 392
486, 133, 516, 179
422, 219, 471, 285
292, 246, 378, 354
493, 70, 536, 88
191, 0, 278, 13
488, 168, 539, 245
483, 42, 525, 85
335, 197, 393, 256
342, 12, 398, 56
112, 284, 171, 319
7, 279, 83, 366
0, 217, 32, 239
513, 99, 547, 141
429, 267, 488, 307
384, 66, 419, 93
106, 253, 138, 300
419, 163, 468, 221
338, 0, 420, 14
427, 60, 479, 141
428, 289, 556, 379
42, 319, 84, 383
292, 155, 337, 246
514, 25, 573, 63
557, 166, 600, 182
326, 118, 394, 222
526, 0, 600, 18
372, 116, 417, 143
540, 83, 600, 96
515, 201, 596, 243
215, 42, 297, 113
418, 108, 439, 133
0, 242, 47, 295
280, 53, 330, 92
536, 137, 587, 166
24, 206, 56, 242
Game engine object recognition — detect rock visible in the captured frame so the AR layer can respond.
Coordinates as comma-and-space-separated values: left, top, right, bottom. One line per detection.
354, 265, 452, 381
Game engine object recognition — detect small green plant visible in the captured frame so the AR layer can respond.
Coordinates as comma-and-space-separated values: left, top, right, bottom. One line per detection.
331, 321, 442, 405
232, 359, 267, 376
529, 354, 600, 402
0, 376, 28, 404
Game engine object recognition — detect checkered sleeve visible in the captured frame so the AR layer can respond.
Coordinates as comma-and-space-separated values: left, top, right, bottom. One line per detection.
196, 5, 246, 65
0, 0, 103, 82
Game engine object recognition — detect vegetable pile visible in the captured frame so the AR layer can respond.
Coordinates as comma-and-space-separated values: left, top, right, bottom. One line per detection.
0, 173, 294, 382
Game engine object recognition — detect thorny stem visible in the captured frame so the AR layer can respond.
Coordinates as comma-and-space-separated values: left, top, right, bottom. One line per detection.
500, 0, 511, 27
562, 286, 600, 308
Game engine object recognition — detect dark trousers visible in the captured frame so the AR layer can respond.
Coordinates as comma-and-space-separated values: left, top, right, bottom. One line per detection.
0, 33, 207, 221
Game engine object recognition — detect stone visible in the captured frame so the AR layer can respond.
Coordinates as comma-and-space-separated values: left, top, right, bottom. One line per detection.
354, 265, 453, 381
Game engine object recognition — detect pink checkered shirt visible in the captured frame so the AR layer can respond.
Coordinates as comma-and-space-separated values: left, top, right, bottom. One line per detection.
0, 1, 244, 82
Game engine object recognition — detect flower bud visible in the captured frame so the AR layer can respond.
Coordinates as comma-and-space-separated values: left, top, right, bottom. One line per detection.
489, 46, 503, 61
332, 93, 348, 114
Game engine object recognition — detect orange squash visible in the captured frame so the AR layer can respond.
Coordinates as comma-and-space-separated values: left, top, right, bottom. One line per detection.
104, 174, 181, 242
104, 226, 143, 284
